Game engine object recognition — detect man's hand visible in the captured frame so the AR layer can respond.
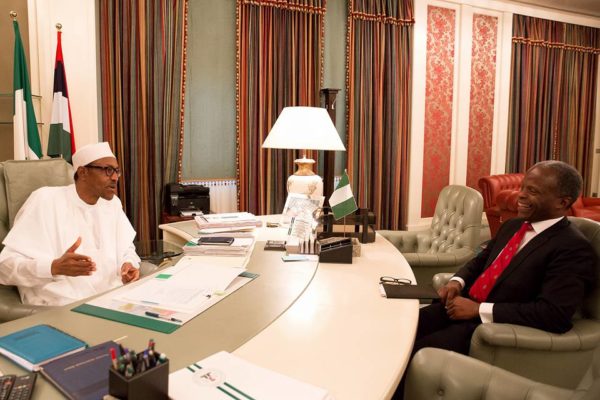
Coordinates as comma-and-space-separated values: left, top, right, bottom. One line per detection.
438, 280, 462, 305
446, 296, 480, 320
51, 237, 96, 277
121, 262, 140, 284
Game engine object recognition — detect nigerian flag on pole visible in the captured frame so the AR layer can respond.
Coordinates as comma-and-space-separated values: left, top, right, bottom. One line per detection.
13, 20, 42, 160
48, 29, 76, 163
329, 170, 358, 220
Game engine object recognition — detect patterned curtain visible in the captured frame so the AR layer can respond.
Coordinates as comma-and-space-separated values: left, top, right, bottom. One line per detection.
236, 0, 325, 215
507, 14, 600, 194
99, 0, 187, 241
346, 0, 414, 230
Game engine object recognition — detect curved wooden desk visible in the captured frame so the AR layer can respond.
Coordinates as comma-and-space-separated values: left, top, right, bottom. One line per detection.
0, 217, 417, 400
160, 217, 418, 400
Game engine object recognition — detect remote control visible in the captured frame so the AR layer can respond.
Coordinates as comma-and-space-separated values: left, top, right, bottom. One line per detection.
0, 375, 15, 400
7, 374, 35, 400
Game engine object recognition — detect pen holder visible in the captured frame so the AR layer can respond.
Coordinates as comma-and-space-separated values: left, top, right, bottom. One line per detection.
109, 360, 169, 400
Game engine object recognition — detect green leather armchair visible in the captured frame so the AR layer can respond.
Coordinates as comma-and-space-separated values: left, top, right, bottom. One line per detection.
405, 347, 600, 400
0, 159, 74, 322
379, 185, 484, 285
431, 217, 600, 389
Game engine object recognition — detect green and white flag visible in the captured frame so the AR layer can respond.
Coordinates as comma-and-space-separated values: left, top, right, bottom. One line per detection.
13, 20, 42, 160
329, 170, 358, 220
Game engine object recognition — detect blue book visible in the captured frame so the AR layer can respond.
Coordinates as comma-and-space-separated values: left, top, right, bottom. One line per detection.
0, 324, 87, 371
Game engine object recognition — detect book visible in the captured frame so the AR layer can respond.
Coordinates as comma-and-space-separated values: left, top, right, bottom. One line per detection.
0, 324, 87, 371
379, 283, 440, 300
169, 351, 331, 400
41, 341, 118, 400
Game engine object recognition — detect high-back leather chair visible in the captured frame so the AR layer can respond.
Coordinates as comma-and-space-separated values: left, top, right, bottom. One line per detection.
478, 173, 524, 237
379, 185, 484, 285
405, 347, 600, 400
432, 216, 600, 389
0, 159, 74, 322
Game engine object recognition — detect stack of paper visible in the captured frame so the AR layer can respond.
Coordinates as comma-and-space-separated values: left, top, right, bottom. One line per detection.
183, 236, 255, 257
195, 212, 262, 233
169, 351, 332, 400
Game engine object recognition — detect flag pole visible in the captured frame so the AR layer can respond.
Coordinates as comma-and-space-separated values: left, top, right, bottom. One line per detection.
56, 23, 62, 31
10, 11, 17, 21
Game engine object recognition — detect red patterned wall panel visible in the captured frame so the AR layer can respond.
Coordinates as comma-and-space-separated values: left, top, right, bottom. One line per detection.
421, 6, 456, 218
466, 14, 498, 191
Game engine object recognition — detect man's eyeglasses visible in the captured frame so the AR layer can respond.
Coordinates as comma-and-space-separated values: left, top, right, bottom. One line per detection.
379, 276, 412, 285
86, 164, 122, 177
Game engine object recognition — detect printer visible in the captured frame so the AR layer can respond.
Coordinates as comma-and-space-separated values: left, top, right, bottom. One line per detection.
165, 183, 210, 216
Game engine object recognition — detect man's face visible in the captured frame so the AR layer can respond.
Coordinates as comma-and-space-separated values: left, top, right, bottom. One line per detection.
517, 166, 569, 222
83, 156, 120, 201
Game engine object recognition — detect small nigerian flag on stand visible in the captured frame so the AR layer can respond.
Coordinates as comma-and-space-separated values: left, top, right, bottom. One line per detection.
12, 18, 42, 160
329, 170, 358, 220
48, 27, 76, 163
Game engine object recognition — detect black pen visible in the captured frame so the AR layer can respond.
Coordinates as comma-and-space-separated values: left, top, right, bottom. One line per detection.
145, 311, 183, 323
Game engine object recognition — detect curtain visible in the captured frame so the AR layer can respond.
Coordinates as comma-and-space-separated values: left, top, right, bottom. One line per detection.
99, 0, 187, 241
507, 14, 600, 193
236, 0, 325, 215
346, 0, 413, 230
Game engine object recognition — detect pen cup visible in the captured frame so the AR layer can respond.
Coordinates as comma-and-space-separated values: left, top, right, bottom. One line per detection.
108, 360, 169, 400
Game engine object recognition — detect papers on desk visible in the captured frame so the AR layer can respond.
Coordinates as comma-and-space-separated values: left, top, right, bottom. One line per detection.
169, 351, 333, 400
116, 259, 244, 313
72, 256, 258, 333
195, 212, 262, 233
183, 236, 255, 257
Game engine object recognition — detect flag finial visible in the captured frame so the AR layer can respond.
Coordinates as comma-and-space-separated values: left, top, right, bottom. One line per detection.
56, 23, 62, 31
9, 11, 17, 21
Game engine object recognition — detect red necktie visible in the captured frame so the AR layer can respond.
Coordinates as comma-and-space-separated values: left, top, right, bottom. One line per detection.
469, 221, 533, 302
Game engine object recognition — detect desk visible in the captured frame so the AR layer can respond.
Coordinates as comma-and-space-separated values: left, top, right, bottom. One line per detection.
0, 217, 417, 400
160, 217, 418, 400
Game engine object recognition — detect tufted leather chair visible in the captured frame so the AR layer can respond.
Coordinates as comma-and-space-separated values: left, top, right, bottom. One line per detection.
431, 217, 600, 389
478, 173, 524, 237
405, 347, 600, 400
379, 185, 484, 285
0, 159, 74, 321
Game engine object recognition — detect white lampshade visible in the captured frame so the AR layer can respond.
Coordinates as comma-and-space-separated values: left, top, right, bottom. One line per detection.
262, 107, 346, 151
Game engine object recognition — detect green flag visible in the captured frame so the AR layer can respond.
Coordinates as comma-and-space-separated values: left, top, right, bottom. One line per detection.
13, 20, 42, 160
329, 170, 358, 220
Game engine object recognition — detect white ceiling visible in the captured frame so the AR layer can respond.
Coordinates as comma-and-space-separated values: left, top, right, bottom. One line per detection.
514, 0, 600, 17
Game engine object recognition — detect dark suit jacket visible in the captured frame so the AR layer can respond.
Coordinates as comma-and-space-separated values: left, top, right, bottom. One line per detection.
455, 217, 596, 333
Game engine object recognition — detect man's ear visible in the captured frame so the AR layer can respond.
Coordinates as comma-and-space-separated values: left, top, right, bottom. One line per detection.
76, 166, 87, 180
558, 196, 573, 211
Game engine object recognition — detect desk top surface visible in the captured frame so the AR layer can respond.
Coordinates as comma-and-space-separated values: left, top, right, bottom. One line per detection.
0, 217, 418, 400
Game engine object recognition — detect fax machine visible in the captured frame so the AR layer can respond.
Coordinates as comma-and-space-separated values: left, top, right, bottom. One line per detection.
165, 183, 210, 215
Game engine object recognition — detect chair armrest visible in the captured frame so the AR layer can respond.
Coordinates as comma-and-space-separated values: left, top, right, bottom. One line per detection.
0, 285, 56, 323
378, 230, 420, 253
432, 272, 455, 290
471, 320, 600, 357
402, 247, 474, 268
405, 348, 572, 400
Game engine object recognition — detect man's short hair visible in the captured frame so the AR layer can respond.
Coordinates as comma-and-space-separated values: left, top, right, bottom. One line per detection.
530, 160, 582, 206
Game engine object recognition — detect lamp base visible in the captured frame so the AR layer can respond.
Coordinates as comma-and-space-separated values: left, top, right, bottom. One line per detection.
287, 157, 323, 198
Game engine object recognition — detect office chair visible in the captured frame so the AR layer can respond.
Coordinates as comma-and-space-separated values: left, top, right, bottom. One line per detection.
379, 185, 484, 285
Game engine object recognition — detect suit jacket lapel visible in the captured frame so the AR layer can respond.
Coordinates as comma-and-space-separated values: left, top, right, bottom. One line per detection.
491, 217, 569, 289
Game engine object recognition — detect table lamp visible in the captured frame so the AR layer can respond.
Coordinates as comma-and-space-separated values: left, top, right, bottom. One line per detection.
262, 107, 346, 198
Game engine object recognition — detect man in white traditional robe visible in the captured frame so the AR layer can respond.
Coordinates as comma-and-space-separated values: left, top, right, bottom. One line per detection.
0, 142, 140, 306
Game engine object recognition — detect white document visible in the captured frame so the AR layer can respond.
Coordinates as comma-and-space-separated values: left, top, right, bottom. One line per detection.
116, 258, 244, 313
169, 351, 332, 400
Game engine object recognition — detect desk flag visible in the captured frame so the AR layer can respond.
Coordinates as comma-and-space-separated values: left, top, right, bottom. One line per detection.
12, 20, 42, 160
47, 30, 76, 163
329, 170, 358, 220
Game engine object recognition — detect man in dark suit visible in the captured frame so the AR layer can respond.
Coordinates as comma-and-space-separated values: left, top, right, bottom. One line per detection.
414, 160, 597, 355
